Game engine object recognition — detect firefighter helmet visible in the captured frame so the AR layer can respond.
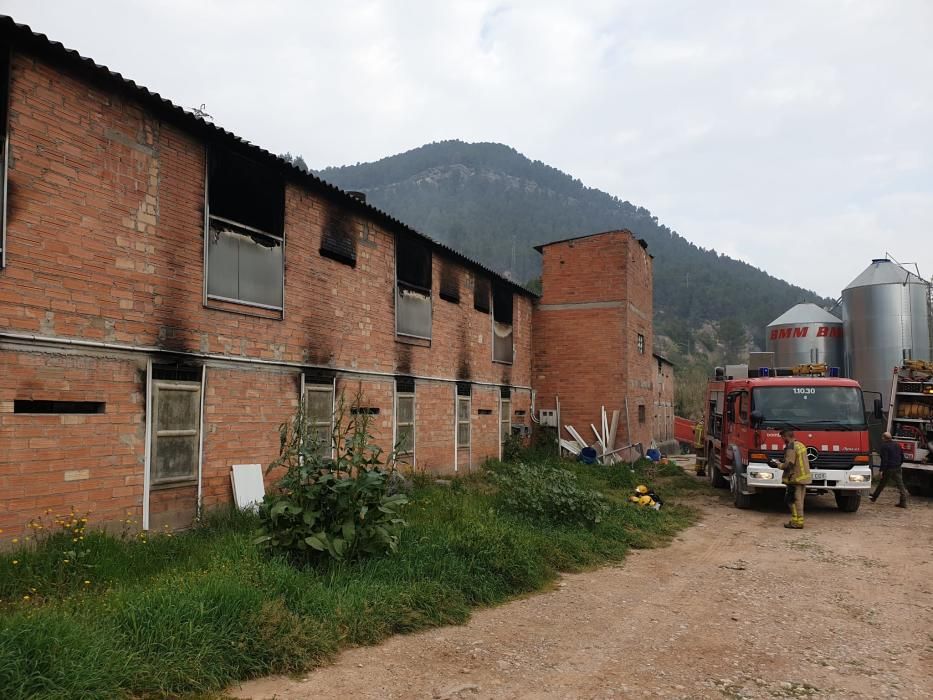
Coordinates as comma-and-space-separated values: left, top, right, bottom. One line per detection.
635, 485, 649, 494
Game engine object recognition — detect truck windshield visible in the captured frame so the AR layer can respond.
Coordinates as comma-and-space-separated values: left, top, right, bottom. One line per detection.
751, 387, 866, 429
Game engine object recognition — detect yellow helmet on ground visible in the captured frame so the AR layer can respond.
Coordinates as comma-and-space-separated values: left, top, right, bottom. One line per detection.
635, 485, 649, 494
638, 495, 653, 506
628, 495, 640, 503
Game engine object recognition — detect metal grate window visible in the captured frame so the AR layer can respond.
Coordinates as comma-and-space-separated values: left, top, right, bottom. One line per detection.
637, 334, 645, 355
151, 380, 201, 486
305, 384, 334, 458
500, 398, 511, 446
396, 393, 415, 456
457, 395, 471, 448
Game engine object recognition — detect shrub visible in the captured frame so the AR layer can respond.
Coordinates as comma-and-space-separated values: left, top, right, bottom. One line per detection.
488, 462, 608, 527
254, 395, 408, 563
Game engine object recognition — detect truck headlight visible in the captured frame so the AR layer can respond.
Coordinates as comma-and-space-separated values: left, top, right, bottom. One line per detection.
749, 470, 774, 480
848, 474, 868, 482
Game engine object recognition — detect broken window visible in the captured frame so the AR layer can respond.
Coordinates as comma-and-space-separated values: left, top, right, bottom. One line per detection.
150, 379, 202, 486
637, 334, 645, 355
305, 383, 334, 458
638, 404, 646, 424
457, 395, 471, 448
473, 275, 490, 313
0, 43, 10, 268
492, 283, 514, 364
396, 393, 415, 456
396, 234, 432, 339
206, 146, 285, 309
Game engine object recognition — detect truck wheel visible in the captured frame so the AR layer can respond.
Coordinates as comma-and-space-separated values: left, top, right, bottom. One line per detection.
905, 473, 932, 497
834, 491, 861, 512
707, 446, 727, 489
731, 474, 753, 509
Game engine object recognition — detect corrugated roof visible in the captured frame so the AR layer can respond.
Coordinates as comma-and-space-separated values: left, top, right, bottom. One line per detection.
0, 15, 535, 298
843, 258, 928, 291
767, 303, 842, 327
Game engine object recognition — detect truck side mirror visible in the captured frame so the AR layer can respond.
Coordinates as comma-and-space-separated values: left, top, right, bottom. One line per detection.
750, 410, 763, 428
873, 398, 883, 420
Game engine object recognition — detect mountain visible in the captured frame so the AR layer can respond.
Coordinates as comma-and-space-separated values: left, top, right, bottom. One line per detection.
318, 140, 829, 351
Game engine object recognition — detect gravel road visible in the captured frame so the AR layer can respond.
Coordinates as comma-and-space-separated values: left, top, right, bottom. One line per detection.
232, 475, 933, 699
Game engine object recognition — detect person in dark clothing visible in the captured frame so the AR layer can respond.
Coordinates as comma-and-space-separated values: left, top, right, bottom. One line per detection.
871, 432, 908, 508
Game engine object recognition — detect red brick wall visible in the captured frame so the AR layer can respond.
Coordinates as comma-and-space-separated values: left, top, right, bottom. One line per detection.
653, 358, 675, 446
533, 232, 654, 457
0, 51, 532, 388
0, 348, 145, 538
0, 49, 532, 538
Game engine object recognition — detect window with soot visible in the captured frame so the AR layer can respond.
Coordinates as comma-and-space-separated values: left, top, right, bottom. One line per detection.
206, 147, 285, 310
492, 282, 513, 364
396, 235, 432, 339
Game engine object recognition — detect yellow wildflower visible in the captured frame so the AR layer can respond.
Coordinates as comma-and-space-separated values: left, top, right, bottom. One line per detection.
22, 595, 30, 601
11, 560, 18, 565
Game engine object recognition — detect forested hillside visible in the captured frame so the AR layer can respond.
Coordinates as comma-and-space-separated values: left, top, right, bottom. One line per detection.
318, 140, 828, 352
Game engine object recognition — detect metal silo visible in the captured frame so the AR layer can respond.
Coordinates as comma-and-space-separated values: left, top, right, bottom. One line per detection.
842, 259, 932, 408
765, 303, 844, 370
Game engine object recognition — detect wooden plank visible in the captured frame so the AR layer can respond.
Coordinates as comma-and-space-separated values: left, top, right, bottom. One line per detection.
601, 407, 609, 449
590, 424, 606, 452
608, 410, 620, 451
565, 425, 588, 449
559, 439, 581, 456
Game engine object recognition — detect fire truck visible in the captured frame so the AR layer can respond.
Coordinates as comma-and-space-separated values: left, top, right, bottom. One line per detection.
702, 362, 879, 511
886, 361, 933, 493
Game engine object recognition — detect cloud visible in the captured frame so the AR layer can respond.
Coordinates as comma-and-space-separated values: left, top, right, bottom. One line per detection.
2, 0, 931, 302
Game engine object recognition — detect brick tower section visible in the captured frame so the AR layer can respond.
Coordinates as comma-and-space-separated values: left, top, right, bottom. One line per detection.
532, 231, 654, 455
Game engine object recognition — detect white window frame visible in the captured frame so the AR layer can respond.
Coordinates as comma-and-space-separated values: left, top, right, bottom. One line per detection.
457, 395, 471, 450
304, 382, 335, 458
499, 397, 511, 457
395, 391, 415, 460
150, 379, 202, 487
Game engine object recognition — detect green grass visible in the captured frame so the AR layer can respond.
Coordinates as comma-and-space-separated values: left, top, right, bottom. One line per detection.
0, 457, 698, 699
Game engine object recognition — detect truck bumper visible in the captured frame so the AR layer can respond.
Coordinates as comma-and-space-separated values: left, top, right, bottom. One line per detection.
743, 463, 872, 493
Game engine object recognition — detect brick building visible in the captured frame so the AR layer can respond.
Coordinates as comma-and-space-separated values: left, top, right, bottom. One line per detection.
0, 18, 534, 535
653, 353, 675, 452
532, 231, 655, 457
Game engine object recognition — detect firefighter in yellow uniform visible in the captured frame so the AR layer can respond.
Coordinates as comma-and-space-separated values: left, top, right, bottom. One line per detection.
771, 428, 812, 529
693, 421, 705, 475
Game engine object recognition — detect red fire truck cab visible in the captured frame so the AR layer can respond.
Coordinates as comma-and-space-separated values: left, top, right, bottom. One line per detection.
704, 366, 876, 511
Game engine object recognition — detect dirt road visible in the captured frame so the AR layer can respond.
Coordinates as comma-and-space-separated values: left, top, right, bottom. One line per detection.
233, 479, 933, 699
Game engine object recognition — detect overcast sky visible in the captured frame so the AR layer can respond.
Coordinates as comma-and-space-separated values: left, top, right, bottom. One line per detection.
3, 0, 931, 298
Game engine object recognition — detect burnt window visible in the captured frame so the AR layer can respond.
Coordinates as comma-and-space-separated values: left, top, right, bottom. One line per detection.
14, 400, 105, 414
150, 379, 202, 486
0, 43, 10, 268
492, 282, 514, 364
439, 262, 460, 303
320, 213, 357, 267
473, 275, 491, 313
206, 146, 285, 310
396, 234, 432, 339
638, 404, 646, 424
305, 383, 334, 458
